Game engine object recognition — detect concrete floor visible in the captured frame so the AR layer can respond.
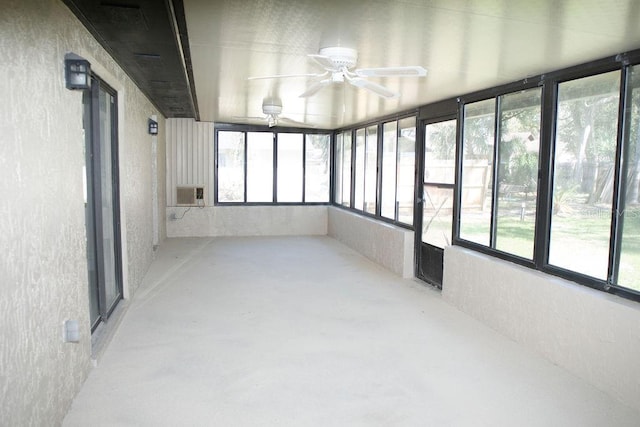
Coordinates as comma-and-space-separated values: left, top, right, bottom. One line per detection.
63, 236, 639, 426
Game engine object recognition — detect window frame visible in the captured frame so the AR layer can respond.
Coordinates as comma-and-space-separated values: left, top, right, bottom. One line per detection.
332, 112, 419, 230
452, 50, 640, 302
214, 123, 332, 206
457, 85, 544, 261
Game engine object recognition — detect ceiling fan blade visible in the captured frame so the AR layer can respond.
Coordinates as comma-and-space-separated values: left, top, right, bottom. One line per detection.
299, 79, 332, 98
308, 54, 337, 71
347, 77, 399, 99
355, 66, 427, 77
247, 72, 324, 80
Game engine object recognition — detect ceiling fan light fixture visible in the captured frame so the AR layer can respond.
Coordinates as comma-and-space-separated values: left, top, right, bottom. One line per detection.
331, 73, 345, 83
262, 101, 282, 116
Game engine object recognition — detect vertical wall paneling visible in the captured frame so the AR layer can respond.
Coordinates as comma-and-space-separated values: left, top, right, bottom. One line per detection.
166, 118, 215, 206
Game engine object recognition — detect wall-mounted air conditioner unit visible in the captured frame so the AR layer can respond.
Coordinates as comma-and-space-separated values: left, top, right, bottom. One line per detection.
176, 186, 204, 206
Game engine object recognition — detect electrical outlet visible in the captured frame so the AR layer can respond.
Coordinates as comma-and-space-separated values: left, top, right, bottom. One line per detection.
63, 320, 80, 343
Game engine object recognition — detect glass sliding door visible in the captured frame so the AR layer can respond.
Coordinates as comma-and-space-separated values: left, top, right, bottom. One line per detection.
84, 75, 122, 330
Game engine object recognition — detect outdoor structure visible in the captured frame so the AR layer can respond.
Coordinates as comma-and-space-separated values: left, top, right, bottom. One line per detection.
2, 1, 640, 426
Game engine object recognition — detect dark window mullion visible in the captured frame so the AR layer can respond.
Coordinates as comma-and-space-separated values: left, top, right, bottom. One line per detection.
609, 67, 631, 287
243, 131, 248, 203
362, 129, 367, 212
375, 123, 383, 217
414, 120, 426, 243
302, 134, 307, 203
350, 129, 356, 209
273, 132, 278, 203
329, 132, 335, 204
394, 122, 401, 220
489, 98, 501, 249
452, 102, 464, 242
534, 81, 558, 269
213, 131, 219, 204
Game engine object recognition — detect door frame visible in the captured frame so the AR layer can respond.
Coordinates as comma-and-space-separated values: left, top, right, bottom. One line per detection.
415, 100, 459, 288
84, 74, 123, 331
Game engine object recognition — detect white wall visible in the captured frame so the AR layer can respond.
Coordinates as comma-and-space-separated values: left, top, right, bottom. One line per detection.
167, 205, 328, 237
328, 207, 414, 278
0, 1, 165, 425
166, 118, 214, 206
165, 118, 328, 238
443, 245, 640, 413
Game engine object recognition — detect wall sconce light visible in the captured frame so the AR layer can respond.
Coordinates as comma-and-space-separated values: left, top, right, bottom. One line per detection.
64, 53, 91, 90
148, 119, 158, 135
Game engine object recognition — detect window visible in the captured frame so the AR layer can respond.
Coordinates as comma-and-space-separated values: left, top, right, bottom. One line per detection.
619, 65, 640, 292
377, 117, 416, 225
364, 125, 378, 214
217, 131, 245, 202
337, 131, 352, 207
343, 131, 353, 207
247, 132, 274, 202
277, 133, 303, 203
453, 52, 640, 301
304, 134, 330, 202
381, 121, 398, 219
354, 128, 366, 210
459, 89, 542, 260
397, 118, 416, 225
460, 99, 495, 246
549, 71, 620, 280
423, 119, 456, 248
335, 132, 344, 205
337, 117, 415, 227
495, 88, 541, 259
353, 125, 378, 213
215, 127, 331, 204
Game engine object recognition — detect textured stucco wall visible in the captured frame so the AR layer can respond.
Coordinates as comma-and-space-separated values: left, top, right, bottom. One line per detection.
157, 121, 168, 245
327, 207, 414, 278
167, 206, 328, 237
0, 1, 164, 425
118, 79, 166, 297
443, 245, 640, 413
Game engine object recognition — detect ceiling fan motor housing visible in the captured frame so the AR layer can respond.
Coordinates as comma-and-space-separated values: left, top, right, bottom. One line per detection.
319, 46, 358, 69
262, 101, 283, 115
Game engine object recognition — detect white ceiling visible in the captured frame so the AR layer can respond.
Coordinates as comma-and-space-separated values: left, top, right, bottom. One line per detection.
184, 0, 640, 129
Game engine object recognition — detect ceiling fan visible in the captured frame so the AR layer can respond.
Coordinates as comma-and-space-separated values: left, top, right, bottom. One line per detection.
248, 46, 427, 99
233, 98, 310, 127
